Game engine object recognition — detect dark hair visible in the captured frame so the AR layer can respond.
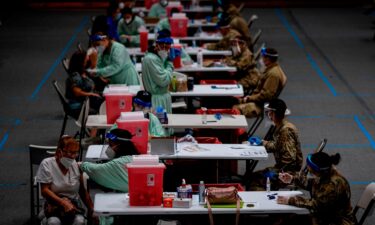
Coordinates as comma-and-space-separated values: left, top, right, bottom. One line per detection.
69, 51, 87, 75
121, 7, 133, 16
92, 15, 109, 35
267, 98, 287, 119
57, 135, 79, 151
133, 90, 152, 107
157, 29, 171, 39
310, 152, 341, 172
217, 16, 230, 28
262, 48, 278, 62
109, 129, 139, 157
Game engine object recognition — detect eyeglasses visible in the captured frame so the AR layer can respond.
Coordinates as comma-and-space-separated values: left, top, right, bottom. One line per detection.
62, 150, 79, 156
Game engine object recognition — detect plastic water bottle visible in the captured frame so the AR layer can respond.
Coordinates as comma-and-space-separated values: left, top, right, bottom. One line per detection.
266, 177, 271, 192
197, 49, 203, 67
201, 107, 207, 124
192, 40, 197, 48
198, 180, 205, 204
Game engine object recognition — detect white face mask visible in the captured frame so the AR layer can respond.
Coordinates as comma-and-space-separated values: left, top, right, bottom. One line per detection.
231, 44, 241, 56
258, 58, 266, 73
105, 146, 116, 159
125, 18, 132, 24
60, 157, 75, 169
158, 50, 169, 60
160, 0, 168, 7
96, 45, 105, 54
119, 2, 125, 9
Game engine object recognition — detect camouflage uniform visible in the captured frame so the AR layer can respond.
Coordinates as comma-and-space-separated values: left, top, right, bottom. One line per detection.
247, 119, 303, 191
206, 29, 241, 51
233, 62, 287, 118
223, 47, 260, 92
289, 169, 357, 225
226, 5, 253, 50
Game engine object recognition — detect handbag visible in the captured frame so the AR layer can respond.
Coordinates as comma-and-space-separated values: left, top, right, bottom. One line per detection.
205, 186, 241, 225
44, 197, 84, 224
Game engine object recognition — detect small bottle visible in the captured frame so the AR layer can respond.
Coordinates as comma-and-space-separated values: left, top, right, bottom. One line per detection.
197, 49, 203, 67
266, 177, 271, 192
132, 53, 137, 65
192, 40, 197, 48
171, 74, 177, 92
198, 180, 205, 204
201, 107, 207, 124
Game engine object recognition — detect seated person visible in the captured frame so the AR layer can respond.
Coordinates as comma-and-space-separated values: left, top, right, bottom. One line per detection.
203, 16, 241, 51
87, 33, 140, 85
148, 0, 168, 19
36, 136, 95, 225
80, 128, 139, 192
111, 90, 168, 137
117, 6, 145, 47
233, 47, 287, 118
223, 36, 260, 93
65, 50, 103, 116
246, 99, 303, 191
278, 152, 357, 225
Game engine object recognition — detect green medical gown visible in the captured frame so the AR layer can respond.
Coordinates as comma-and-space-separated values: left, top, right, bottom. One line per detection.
117, 16, 145, 47
80, 156, 133, 192
142, 52, 174, 113
148, 3, 167, 18
96, 41, 139, 85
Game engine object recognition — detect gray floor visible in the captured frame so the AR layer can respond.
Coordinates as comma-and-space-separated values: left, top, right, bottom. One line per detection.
0, 6, 374, 225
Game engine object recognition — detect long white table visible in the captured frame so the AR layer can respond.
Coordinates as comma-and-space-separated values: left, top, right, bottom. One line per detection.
147, 32, 222, 42
107, 85, 243, 97
133, 6, 213, 14
136, 62, 236, 73
127, 47, 231, 57
86, 144, 268, 161
94, 191, 309, 216
146, 19, 218, 28
86, 114, 248, 130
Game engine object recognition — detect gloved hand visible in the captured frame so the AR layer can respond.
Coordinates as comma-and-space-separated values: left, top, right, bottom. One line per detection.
177, 134, 198, 144
248, 136, 262, 146
86, 68, 97, 74
168, 48, 182, 61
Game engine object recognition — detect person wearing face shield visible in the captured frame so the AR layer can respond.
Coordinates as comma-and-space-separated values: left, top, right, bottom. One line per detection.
117, 6, 145, 47
233, 47, 287, 118
36, 136, 96, 225
222, 36, 260, 93
148, 0, 168, 18
203, 16, 241, 51
245, 99, 303, 191
80, 129, 139, 193
278, 152, 357, 225
87, 33, 139, 85
142, 29, 174, 114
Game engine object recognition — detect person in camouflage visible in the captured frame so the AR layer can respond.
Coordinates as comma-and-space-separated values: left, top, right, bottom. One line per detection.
223, 36, 260, 93
278, 152, 357, 225
246, 99, 303, 191
204, 17, 241, 51
233, 47, 287, 118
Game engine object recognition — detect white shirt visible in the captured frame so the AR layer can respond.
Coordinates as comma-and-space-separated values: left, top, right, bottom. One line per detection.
36, 157, 80, 199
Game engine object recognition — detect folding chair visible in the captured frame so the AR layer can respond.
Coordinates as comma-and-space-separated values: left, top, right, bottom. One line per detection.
29, 145, 56, 225
61, 57, 70, 75
238, 3, 245, 13
247, 14, 259, 30
52, 80, 80, 137
251, 29, 262, 48
75, 97, 90, 161
353, 182, 375, 225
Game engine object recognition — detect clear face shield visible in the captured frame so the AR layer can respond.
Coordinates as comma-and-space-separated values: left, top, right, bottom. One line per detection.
102, 132, 132, 159
264, 104, 275, 128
